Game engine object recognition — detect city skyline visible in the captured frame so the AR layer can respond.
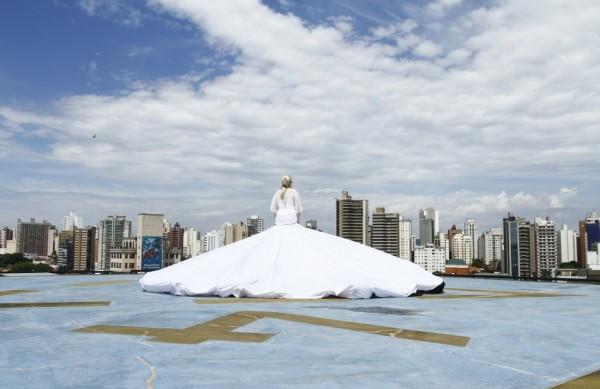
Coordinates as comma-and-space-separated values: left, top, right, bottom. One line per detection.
1, 0, 599, 234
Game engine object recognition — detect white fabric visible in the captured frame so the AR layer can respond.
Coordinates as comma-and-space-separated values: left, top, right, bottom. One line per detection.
140, 189, 444, 299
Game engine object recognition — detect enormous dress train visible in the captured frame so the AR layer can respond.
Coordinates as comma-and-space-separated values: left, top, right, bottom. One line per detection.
140, 188, 444, 299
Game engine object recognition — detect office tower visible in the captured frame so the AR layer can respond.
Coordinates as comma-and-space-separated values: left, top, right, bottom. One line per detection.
224, 222, 248, 245
109, 238, 137, 272
336, 191, 368, 245
124, 220, 132, 238
534, 217, 558, 278
16, 218, 53, 257
58, 230, 74, 269
419, 208, 438, 246
1, 227, 14, 248
247, 215, 264, 237
480, 228, 503, 267
370, 208, 399, 257
398, 217, 412, 261
96, 216, 128, 271
435, 232, 450, 261
450, 233, 474, 265
202, 230, 222, 253
557, 225, 577, 263
305, 220, 318, 230
166, 222, 184, 257
183, 228, 202, 258
136, 213, 164, 271
63, 212, 82, 231
73, 227, 96, 272
447, 224, 462, 259
464, 219, 479, 260
413, 244, 446, 273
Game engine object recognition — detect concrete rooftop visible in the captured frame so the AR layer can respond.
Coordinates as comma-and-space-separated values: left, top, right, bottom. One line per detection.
1, 274, 599, 388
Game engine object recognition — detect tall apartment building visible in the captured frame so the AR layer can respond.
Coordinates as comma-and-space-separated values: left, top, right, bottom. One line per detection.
136, 213, 164, 271
419, 208, 439, 246
73, 227, 96, 272
450, 233, 474, 265
58, 230, 74, 269
1, 227, 14, 248
336, 191, 368, 245
202, 230, 223, 253
224, 222, 248, 245
557, 225, 577, 263
434, 232, 450, 261
183, 228, 202, 258
16, 218, 53, 257
503, 214, 538, 278
63, 212, 82, 231
96, 216, 128, 271
534, 217, 557, 278
398, 217, 412, 261
247, 216, 264, 237
370, 208, 399, 257
413, 244, 446, 273
464, 219, 479, 260
447, 224, 462, 259
479, 228, 503, 267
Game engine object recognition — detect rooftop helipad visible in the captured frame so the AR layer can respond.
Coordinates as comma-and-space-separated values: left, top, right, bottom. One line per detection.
1, 275, 598, 388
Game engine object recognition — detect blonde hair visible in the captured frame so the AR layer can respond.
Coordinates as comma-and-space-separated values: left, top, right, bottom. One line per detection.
280, 175, 293, 199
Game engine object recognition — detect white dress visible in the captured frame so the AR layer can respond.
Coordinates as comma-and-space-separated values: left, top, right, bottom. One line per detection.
139, 188, 444, 299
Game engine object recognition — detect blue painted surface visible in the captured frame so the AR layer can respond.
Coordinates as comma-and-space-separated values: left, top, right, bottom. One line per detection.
1, 275, 599, 388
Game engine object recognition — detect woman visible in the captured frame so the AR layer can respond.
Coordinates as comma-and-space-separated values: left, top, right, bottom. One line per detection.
140, 176, 444, 298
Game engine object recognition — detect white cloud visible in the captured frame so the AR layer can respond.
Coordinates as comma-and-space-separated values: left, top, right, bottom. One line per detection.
78, 0, 144, 26
1, 0, 599, 232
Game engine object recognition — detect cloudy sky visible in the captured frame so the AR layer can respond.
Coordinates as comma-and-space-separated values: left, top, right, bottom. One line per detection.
0, 0, 598, 234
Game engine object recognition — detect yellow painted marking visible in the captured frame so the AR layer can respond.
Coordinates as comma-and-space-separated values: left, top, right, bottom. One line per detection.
0, 289, 37, 297
71, 280, 135, 287
74, 310, 469, 347
195, 297, 344, 304
553, 369, 600, 388
0, 301, 111, 309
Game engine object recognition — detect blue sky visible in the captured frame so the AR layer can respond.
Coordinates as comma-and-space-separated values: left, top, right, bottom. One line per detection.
0, 0, 598, 234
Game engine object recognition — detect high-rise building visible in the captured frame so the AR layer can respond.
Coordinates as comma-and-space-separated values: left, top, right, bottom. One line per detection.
398, 217, 412, 261
63, 212, 83, 231
1, 227, 14, 248
16, 218, 53, 257
419, 208, 438, 246
534, 217, 558, 278
136, 213, 164, 271
557, 225, 577, 264
479, 228, 503, 268
447, 224, 462, 259
247, 215, 264, 237
370, 207, 399, 257
578, 211, 600, 269
73, 226, 96, 272
96, 216, 128, 272
202, 230, 222, 253
435, 232, 450, 261
450, 233, 474, 265
58, 230, 74, 269
336, 191, 368, 245
183, 228, 202, 258
305, 220, 318, 230
413, 244, 446, 273
165, 222, 184, 265
224, 222, 248, 245
464, 219, 479, 260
